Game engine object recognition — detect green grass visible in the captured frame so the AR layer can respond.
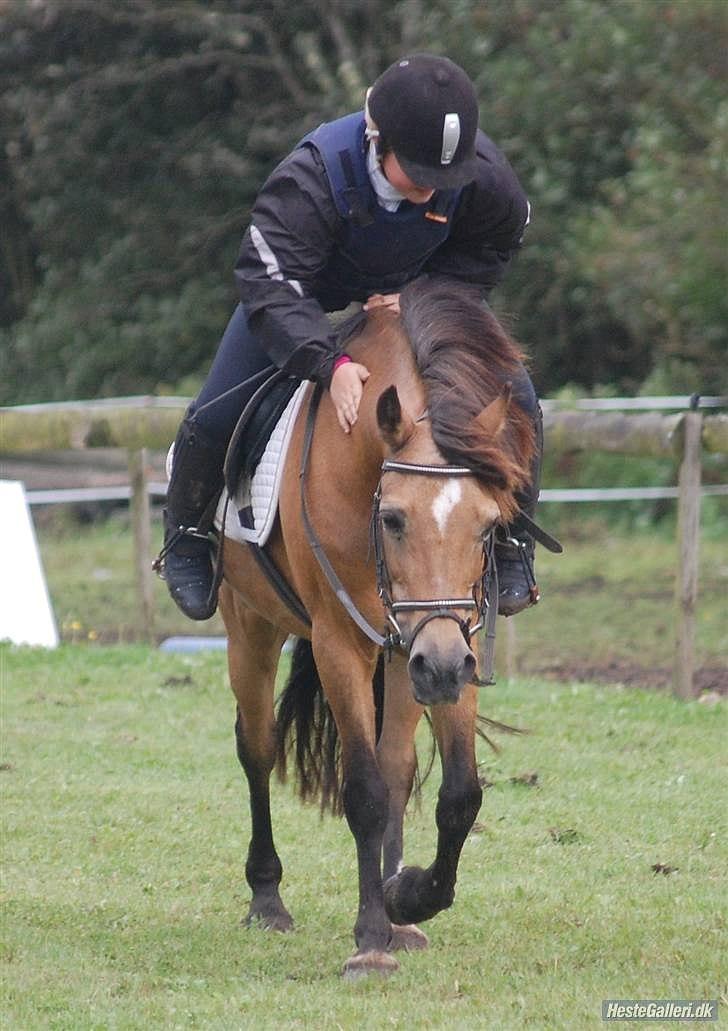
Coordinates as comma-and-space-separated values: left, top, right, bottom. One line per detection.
2, 644, 726, 1029
514, 516, 727, 684
33, 507, 728, 688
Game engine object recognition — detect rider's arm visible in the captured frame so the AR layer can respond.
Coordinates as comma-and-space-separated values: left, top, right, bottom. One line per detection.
234, 146, 347, 388
422, 130, 530, 297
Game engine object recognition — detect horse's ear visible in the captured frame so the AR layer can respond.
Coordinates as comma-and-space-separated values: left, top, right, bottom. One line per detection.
376, 385, 415, 451
474, 381, 512, 439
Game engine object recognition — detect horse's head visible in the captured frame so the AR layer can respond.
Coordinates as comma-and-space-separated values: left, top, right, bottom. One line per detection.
375, 382, 514, 706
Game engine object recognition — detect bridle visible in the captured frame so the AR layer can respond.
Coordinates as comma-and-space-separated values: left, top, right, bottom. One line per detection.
300, 386, 499, 672
371, 459, 497, 654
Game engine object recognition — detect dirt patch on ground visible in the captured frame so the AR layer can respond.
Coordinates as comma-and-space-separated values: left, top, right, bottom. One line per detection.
525, 659, 727, 695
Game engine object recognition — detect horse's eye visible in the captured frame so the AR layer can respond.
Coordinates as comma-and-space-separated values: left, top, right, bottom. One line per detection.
381, 511, 405, 538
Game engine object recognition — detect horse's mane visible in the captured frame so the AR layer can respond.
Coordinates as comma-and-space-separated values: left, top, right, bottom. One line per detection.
399, 279, 534, 515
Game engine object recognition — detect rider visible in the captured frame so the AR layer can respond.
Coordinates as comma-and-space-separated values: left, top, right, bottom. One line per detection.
160, 54, 542, 622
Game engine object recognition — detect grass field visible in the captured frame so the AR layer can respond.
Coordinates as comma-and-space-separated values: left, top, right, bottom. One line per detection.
32, 506, 728, 690
2, 643, 726, 1029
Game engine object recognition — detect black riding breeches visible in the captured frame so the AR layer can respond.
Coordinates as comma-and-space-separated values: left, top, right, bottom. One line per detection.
186, 304, 274, 444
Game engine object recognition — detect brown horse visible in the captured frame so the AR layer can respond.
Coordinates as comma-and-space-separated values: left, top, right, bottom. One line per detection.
218, 279, 534, 977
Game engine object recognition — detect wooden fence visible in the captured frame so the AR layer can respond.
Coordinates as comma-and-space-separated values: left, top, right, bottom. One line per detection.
2, 396, 727, 697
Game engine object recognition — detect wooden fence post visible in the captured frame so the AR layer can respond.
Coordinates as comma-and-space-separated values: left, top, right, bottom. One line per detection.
673, 409, 702, 698
504, 618, 518, 681
128, 447, 155, 641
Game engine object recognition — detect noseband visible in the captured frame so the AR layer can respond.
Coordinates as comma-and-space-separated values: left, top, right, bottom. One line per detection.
371, 460, 495, 653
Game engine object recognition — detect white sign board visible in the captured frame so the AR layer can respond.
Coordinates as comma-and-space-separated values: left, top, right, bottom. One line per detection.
0, 481, 59, 647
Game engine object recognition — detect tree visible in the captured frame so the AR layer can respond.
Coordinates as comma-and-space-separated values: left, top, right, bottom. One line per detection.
1, 0, 726, 403
450, 0, 727, 394
0, 0, 424, 401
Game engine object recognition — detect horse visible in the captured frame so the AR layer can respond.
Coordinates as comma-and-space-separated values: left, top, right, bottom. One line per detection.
217, 278, 535, 977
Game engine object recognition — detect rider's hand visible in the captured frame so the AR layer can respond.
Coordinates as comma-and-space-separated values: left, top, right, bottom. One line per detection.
364, 293, 401, 315
330, 361, 370, 434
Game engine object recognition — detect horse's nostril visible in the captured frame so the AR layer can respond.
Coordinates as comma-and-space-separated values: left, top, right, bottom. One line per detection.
461, 651, 477, 682
408, 652, 430, 680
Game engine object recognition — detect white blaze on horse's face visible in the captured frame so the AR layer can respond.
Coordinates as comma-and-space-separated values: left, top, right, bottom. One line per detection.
431, 478, 463, 537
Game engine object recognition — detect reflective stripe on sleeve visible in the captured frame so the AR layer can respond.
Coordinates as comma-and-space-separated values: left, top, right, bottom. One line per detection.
249, 224, 304, 298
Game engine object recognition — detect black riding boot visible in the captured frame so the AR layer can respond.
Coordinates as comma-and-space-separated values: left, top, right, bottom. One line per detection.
156, 417, 227, 620
496, 406, 543, 617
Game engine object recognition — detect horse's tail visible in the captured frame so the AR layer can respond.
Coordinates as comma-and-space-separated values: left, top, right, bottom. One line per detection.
276, 639, 386, 816
476, 714, 526, 753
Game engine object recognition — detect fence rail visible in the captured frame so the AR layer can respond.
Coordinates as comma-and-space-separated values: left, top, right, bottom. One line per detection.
539, 394, 726, 412
22, 483, 728, 506
2, 394, 727, 698
3, 400, 728, 456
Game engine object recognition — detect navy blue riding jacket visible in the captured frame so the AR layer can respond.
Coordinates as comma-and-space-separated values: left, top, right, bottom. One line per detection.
234, 112, 530, 388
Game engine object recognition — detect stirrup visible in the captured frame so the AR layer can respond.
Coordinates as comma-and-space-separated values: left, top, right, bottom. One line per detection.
153, 521, 224, 621
503, 535, 539, 605
152, 524, 216, 576
496, 534, 540, 616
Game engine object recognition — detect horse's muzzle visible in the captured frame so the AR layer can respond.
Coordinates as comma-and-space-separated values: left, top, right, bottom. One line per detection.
407, 639, 476, 706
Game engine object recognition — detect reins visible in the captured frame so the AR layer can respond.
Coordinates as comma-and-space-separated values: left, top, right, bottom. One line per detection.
300, 385, 390, 648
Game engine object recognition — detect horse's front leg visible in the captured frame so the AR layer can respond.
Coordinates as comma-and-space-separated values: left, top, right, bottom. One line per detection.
312, 631, 398, 978
220, 585, 293, 932
384, 681, 482, 926
376, 654, 429, 952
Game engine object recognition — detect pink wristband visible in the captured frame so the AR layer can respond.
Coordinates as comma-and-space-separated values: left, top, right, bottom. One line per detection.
333, 354, 352, 373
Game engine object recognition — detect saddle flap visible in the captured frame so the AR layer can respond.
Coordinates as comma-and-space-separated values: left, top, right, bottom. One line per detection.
224, 370, 300, 496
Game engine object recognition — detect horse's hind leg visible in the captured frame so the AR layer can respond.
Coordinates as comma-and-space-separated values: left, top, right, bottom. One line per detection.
220, 585, 292, 931
384, 682, 482, 927
376, 654, 429, 952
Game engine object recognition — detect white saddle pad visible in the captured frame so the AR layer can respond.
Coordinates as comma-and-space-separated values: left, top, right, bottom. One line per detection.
214, 381, 309, 547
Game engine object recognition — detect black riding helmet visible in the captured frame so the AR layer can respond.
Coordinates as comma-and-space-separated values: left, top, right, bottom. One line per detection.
367, 54, 479, 190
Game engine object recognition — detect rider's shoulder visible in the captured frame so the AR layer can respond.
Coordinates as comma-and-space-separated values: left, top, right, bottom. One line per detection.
472, 130, 525, 193
458, 129, 528, 221
263, 142, 328, 188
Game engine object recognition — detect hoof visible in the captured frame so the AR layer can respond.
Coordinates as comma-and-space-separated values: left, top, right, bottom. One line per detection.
342, 950, 399, 980
384, 866, 451, 925
388, 923, 429, 952
244, 904, 294, 933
